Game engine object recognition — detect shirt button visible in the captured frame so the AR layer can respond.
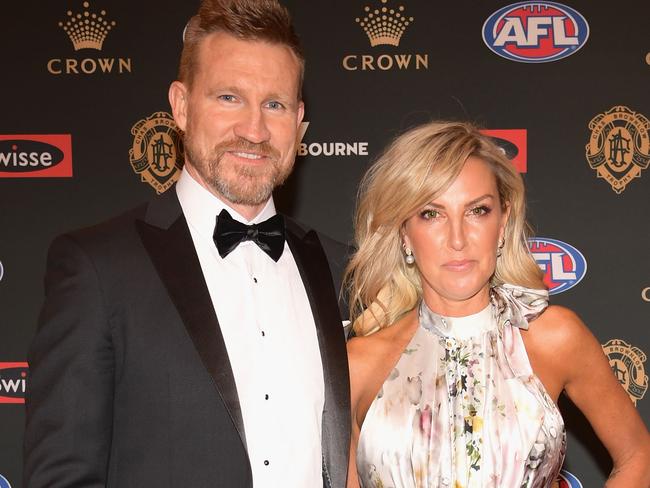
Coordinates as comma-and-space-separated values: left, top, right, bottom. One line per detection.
264, 460, 270, 466
261, 330, 266, 337
253, 277, 258, 283
264, 394, 269, 400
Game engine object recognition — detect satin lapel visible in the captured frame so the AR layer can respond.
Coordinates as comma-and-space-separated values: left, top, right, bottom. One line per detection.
285, 223, 351, 488
136, 192, 248, 455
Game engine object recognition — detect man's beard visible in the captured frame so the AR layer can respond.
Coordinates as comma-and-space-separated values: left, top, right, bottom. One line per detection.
184, 134, 293, 206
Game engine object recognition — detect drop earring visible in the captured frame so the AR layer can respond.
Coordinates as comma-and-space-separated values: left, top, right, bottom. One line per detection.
404, 247, 415, 265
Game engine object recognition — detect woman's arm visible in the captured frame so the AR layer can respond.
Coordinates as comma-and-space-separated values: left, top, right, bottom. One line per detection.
530, 306, 650, 487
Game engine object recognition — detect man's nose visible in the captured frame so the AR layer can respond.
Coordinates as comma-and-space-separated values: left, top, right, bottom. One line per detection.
233, 106, 271, 144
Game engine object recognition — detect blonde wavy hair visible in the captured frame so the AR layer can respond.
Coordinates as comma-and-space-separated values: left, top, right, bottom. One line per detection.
344, 121, 545, 336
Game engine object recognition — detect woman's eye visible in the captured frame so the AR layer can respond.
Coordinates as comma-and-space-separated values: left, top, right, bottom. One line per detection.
469, 206, 491, 216
420, 209, 440, 219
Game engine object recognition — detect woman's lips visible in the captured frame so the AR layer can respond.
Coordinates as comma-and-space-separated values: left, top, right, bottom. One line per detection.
442, 260, 475, 271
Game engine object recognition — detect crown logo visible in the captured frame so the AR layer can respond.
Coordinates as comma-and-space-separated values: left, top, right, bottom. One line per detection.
355, 0, 414, 47
58, 2, 116, 51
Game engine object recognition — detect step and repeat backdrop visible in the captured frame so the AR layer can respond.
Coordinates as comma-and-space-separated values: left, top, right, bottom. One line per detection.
1, 0, 648, 486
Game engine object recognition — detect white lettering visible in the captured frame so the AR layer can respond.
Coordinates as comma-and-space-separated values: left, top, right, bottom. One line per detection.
493, 18, 528, 46
550, 253, 576, 280
526, 17, 551, 45
552, 17, 579, 45
0, 151, 54, 167
642, 287, 650, 302
297, 142, 370, 157
0, 379, 25, 393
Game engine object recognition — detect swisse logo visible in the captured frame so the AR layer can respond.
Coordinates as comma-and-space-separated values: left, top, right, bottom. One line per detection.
0, 135, 73, 178
642, 287, 650, 302
47, 1, 132, 75
0, 261, 4, 282
483, 2, 589, 63
528, 237, 587, 295
480, 129, 527, 173
297, 122, 369, 158
557, 470, 583, 488
0, 362, 28, 404
343, 0, 428, 72
0, 474, 11, 488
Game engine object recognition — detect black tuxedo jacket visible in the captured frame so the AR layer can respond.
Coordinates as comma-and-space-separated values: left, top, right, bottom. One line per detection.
24, 190, 351, 488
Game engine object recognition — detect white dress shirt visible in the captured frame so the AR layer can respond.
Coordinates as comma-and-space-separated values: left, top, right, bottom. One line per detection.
176, 168, 324, 487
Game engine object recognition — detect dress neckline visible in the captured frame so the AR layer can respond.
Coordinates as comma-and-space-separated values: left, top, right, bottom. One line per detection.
418, 284, 549, 340
419, 301, 495, 340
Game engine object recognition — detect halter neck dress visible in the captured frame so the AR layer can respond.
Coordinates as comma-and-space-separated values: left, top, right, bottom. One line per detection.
356, 285, 566, 488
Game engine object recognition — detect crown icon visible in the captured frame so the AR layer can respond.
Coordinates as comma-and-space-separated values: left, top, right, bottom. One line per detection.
355, 0, 414, 47
58, 1, 116, 51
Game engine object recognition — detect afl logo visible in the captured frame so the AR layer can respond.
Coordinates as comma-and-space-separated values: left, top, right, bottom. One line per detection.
0, 474, 11, 488
528, 238, 587, 295
482, 2, 589, 63
557, 470, 583, 488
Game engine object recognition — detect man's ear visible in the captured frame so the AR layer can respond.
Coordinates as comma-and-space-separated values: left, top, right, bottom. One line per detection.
168, 81, 189, 132
296, 100, 305, 128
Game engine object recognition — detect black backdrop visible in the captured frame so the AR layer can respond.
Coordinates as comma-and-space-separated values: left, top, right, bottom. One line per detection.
1, 1, 649, 486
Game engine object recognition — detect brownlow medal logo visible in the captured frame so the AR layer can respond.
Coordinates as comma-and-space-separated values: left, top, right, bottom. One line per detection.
129, 112, 184, 194
602, 339, 648, 405
586, 106, 649, 193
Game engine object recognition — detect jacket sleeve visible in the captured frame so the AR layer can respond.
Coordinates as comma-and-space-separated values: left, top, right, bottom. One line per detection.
24, 234, 114, 487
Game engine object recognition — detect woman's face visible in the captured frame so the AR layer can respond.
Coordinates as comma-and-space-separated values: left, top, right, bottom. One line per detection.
402, 156, 509, 315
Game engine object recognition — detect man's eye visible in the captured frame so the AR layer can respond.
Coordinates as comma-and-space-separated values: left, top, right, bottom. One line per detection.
267, 101, 284, 110
218, 94, 237, 102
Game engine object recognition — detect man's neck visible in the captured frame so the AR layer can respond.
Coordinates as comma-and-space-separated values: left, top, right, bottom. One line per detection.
185, 164, 268, 221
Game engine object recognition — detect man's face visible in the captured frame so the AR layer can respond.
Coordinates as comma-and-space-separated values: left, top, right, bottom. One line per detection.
170, 32, 304, 210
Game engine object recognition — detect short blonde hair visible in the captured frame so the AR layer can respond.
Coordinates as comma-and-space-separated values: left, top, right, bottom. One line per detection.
179, 0, 304, 97
345, 121, 544, 336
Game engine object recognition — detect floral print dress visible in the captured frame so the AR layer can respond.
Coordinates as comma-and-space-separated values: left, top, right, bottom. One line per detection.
356, 285, 566, 488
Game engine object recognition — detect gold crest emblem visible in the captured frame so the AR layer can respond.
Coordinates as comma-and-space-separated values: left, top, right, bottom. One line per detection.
602, 339, 648, 405
586, 106, 650, 194
129, 112, 184, 194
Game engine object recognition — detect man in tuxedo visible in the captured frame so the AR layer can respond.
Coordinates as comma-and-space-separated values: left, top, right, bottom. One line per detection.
23, 0, 350, 486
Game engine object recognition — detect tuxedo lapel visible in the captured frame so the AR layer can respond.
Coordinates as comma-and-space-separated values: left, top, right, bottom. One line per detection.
285, 220, 351, 488
135, 191, 249, 457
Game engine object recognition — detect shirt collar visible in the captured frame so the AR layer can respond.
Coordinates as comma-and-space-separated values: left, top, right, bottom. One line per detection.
175, 166, 277, 241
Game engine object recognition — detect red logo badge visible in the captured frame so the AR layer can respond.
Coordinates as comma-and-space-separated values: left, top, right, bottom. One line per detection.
0, 135, 73, 178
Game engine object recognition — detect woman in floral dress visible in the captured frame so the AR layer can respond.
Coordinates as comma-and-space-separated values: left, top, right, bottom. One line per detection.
344, 121, 650, 488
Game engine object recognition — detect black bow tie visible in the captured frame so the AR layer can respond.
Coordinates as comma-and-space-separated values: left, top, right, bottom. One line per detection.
213, 209, 285, 262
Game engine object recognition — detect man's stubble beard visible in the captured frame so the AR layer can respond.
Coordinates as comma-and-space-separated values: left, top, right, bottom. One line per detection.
184, 132, 295, 206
